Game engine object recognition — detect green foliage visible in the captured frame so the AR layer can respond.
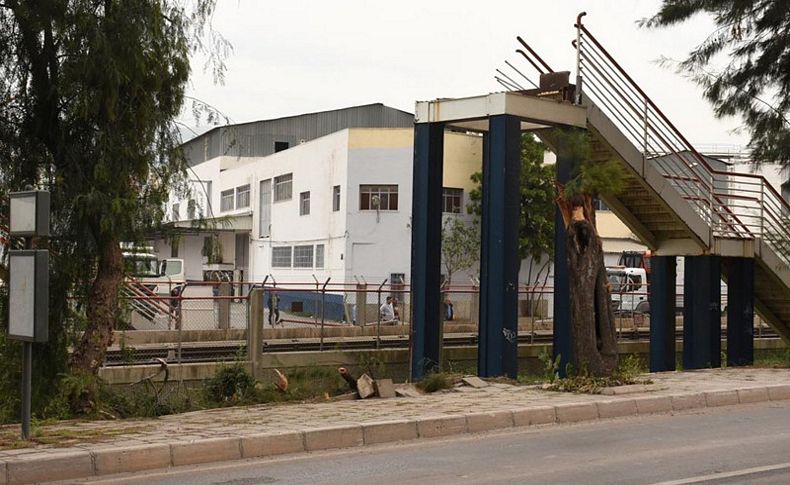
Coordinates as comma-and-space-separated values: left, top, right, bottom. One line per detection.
468, 133, 555, 261
642, 1, 790, 167
203, 363, 257, 403
416, 372, 454, 393
441, 218, 480, 283
538, 349, 561, 383
554, 128, 627, 201
545, 354, 651, 394
754, 349, 790, 368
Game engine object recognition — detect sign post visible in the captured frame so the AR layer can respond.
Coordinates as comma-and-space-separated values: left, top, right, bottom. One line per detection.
8, 189, 49, 440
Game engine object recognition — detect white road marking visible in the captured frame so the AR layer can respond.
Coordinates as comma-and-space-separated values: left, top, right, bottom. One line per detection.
652, 461, 790, 485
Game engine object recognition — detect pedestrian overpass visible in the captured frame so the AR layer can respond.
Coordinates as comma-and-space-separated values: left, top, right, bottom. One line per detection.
409, 13, 790, 379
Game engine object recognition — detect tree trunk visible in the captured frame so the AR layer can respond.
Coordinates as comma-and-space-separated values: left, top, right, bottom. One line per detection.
71, 236, 123, 376
563, 200, 618, 377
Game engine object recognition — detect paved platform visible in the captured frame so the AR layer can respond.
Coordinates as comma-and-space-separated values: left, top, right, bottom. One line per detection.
2, 368, 790, 484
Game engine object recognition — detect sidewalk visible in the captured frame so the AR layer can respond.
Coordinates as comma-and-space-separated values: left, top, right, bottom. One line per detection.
2, 367, 790, 484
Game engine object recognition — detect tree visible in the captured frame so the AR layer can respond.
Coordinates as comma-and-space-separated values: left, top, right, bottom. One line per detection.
642, 1, 790, 167
441, 217, 480, 285
468, 133, 555, 314
554, 129, 626, 377
0, 0, 226, 412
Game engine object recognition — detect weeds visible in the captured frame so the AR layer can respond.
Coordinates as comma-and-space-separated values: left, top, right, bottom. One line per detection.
544, 354, 652, 394
416, 372, 454, 393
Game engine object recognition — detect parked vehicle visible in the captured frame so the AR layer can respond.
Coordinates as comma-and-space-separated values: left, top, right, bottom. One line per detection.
122, 244, 185, 295
607, 266, 647, 313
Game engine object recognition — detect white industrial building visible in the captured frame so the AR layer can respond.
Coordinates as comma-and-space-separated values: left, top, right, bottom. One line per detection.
154, 104, 483, 293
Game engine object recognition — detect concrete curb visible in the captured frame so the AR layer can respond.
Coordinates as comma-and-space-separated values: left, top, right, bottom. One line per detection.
3, 384, 790, 484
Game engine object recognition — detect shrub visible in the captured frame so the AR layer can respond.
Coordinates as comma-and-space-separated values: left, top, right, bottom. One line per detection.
203, 363, 256, 403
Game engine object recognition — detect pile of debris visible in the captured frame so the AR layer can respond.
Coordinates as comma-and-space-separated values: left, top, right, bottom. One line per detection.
336, 367, 421, 400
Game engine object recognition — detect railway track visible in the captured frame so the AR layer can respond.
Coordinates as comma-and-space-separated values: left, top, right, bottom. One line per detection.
103, 328, 780, 366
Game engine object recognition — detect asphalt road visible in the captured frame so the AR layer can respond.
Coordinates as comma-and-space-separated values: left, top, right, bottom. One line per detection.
69, 401, 790, 485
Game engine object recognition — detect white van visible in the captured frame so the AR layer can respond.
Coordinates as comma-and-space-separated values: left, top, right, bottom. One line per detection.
607, 266, 648, 313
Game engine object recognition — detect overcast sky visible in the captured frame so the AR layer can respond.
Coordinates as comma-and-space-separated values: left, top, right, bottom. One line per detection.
182, 0, 749, 149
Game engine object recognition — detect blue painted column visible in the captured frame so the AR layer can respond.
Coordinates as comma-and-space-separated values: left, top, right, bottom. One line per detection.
409, 122, 444, 380
725, 257, 754, 366
478, 115, 521, 378
552, 149, 572, 377
683, 255, 722, 369
649, 256, 676, 372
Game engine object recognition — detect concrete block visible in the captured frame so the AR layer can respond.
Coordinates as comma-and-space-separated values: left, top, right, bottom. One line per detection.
395, 384, 422, 398
671, 393, 706, 411
170, 437, 241, 467
466, 411, 514, 433
375, 379, 396, 398
555, 403, 598, 423
633, 396, 672, 415
362, 420, 418, 445
93, 443, 171, 475
304, 425, 363, 451
738, 387, 769, 404
461, 376, 489, 388
7, 451, 93, 485
357, 374, 376, 399
767, 385, 790, 401
512, 406, 556, 426
417, 415, 468, 438
241, 431, 305, 458
704, 390, 739, 408
596, 399, 638, 419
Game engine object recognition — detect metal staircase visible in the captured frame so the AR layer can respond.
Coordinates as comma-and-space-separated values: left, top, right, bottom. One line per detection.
121, 279, 177, 328
572, 16, 790, 341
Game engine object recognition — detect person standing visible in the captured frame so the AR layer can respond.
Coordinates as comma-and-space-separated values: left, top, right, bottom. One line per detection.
267, 291, 281, 326
380, 296, 396, 324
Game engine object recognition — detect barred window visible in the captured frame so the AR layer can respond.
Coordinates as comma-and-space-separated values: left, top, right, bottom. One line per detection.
315, 244, 325, 268
274, 173, 293, 202
360, 185, 398, 211
220, 189, 234, 212
271, 247, 292, 268
293, 245, 314, 268
300, 191, 310, 216
236, 184, 250, 209
442, 188, 463, 213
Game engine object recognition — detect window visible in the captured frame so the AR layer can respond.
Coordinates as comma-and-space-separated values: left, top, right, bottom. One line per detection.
187, 199, 196, 219
332, 185, 341, 212
220, 189, 235, 212
274, 173, 293, 202
360, 185, 398, 211
315, 244, 325, 268
236, 184, 250, 209
442, 188, 463, 213
300, 191, 310, 216
274, 141, 289, 153
293, 245, 314, 268
172, 203, 180, 221
272, 247, 292, 268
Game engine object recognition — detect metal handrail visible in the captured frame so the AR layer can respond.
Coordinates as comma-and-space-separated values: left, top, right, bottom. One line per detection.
574, 14, 790, 262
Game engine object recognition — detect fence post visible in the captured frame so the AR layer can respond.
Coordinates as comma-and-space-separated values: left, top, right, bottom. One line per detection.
376, 279, 388, 350
218, 282, 231, 329
312, 274, 320, 326
355, 283, 368, 326
319, 278, 331, 351
248, 287, 264, 379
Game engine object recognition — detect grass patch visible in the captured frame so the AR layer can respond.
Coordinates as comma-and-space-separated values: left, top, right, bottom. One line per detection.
753, 350, 790, 368
525, 354, 653, 394
416, 372, 454, 393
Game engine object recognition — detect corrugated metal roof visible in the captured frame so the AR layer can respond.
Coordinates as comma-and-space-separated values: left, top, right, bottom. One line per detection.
182, 103, 414, 165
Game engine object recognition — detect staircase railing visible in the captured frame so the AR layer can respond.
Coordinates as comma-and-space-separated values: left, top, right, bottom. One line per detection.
574, 13, 790, 261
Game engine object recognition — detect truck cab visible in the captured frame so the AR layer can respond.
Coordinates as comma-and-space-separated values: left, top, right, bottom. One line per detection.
122, 245, 185, 295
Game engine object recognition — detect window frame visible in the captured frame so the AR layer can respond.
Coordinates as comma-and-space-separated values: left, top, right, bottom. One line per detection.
299, 191, 311, 216
220, 189, 235, 212
292, 245, 314, 268
315, 244, 325, 268
271, 246, 292, 268
359, 184, 399, 211
332, 185, 341, 212
442, 187, 463, 214
274, 173, 293, 202
236, 184, 251, 209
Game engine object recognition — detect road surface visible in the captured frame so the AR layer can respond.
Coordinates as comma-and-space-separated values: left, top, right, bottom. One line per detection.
69, 401, 790, 485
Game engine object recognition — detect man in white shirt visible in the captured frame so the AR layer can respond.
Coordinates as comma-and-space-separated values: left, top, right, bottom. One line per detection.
380, 296, 397, 323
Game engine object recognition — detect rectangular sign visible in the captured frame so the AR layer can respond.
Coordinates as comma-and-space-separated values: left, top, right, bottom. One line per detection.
8, 250, 49, 342
9, 191, 50, 237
